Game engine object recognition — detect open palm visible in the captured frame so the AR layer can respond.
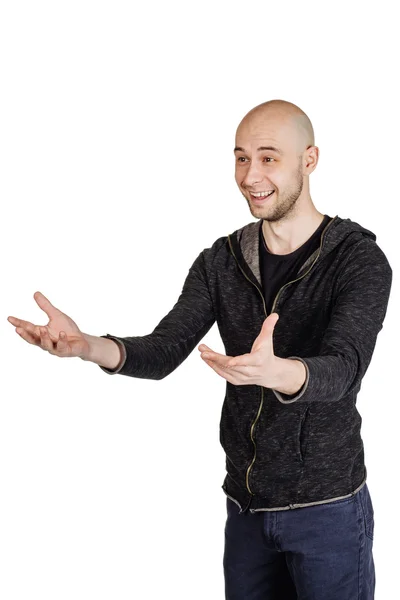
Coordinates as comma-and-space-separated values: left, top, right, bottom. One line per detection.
7, 291, 90, 359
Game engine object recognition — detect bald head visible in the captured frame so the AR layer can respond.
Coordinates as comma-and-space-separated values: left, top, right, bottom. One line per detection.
234, 99, 319, 223
236, 99, 315, 154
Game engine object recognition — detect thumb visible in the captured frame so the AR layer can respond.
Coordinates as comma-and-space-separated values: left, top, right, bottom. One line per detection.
33, 291, 60, 318
252, 312, 280, 354
261, 312, 279, 336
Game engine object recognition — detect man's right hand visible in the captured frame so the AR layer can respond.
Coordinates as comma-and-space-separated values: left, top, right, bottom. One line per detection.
7, 291, 91, 360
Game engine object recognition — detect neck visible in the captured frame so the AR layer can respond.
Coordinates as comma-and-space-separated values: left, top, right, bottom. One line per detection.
261, 209, 326, 255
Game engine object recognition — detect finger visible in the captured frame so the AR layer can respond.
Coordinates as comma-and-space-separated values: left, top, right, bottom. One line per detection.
9, 317, 49, 343
15, 326, 41, 346
198, 344, 212, 352
39, 327, 56, 352
226, 353, 257, 368
203, 358, 237, 385
202, 355, 250, 375
201, 349, 232, 365
202, 354, 253, 380
8, 316, 38, 335
44, 327, 59, 344
55, 331, 69, 353
199, 344, 257, 369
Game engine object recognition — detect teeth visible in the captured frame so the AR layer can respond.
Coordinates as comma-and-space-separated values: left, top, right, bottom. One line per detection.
252, 191, 274, 197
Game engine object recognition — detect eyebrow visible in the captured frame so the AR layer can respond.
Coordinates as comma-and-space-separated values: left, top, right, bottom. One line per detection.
234, 145, 283, 155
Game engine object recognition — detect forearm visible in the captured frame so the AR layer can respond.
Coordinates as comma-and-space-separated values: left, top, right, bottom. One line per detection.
81, 332, 123, 370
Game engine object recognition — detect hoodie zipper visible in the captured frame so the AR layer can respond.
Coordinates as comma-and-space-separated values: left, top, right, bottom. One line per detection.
269, 216, 337, 313
227, 216, 337, 495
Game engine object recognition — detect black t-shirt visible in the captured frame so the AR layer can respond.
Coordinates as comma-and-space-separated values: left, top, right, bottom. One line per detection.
259, 214, 332, 314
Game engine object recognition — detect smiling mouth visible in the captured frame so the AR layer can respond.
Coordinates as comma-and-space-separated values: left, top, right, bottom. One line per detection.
250, 190, 275, 203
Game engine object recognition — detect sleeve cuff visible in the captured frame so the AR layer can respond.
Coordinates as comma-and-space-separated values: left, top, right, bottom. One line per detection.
98, 334, 127, 375
272, 356, 310, 404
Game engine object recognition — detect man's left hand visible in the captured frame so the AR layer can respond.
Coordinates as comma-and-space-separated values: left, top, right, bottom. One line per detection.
198, 312, 281, 387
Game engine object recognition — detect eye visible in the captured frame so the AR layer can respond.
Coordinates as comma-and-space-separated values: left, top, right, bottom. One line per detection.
236, 156, 274, 163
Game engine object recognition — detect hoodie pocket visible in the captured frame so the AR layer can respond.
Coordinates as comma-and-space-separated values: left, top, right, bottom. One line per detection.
298, 405, 311, 462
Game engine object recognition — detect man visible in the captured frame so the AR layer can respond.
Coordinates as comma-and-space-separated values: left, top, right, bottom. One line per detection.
8, 99, 392, 599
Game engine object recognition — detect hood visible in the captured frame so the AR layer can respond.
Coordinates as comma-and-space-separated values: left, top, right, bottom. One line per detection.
227, 215, 377, 290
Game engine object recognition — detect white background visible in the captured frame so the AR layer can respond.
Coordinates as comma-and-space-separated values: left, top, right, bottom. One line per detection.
1, 1, 398, 598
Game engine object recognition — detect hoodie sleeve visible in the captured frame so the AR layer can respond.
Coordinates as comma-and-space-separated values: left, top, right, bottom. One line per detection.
272, 237, 393, 404
98, 242, 221, 380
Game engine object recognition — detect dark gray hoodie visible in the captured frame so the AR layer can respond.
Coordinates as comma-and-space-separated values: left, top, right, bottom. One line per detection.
100, 215, 393, 514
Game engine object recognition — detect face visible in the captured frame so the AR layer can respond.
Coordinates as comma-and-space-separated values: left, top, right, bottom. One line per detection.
234, 116, 310, 223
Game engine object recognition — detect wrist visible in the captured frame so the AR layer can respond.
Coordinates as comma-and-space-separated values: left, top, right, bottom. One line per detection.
81, 332, 122, 369
270, 356, 307, 395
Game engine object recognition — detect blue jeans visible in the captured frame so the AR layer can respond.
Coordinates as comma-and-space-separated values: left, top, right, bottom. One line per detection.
223, 482, 375, 600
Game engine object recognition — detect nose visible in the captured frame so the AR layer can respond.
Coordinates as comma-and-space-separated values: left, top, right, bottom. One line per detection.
241, 163, 264, 190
